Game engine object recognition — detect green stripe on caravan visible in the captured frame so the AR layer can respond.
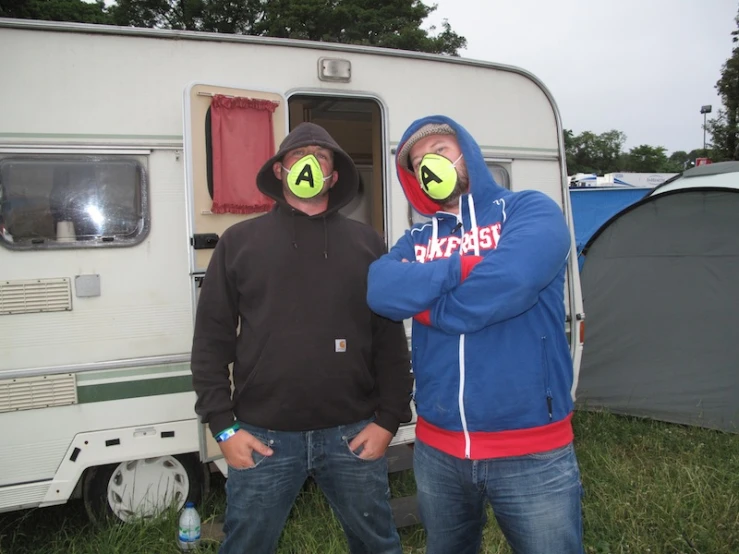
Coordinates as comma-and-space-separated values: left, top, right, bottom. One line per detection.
75, 363, 191, 384
77, 375, 193, 403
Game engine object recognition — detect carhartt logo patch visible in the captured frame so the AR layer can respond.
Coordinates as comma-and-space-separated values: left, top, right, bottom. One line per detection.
335, 339, 347, 353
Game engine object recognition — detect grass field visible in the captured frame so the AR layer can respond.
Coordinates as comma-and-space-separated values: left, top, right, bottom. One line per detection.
1, 411, 737, 554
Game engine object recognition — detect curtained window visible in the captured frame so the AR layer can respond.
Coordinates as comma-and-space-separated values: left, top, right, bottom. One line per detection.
208, 95, 278, 214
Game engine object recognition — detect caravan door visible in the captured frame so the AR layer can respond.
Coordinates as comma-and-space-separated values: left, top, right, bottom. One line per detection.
183, 83, 287, 463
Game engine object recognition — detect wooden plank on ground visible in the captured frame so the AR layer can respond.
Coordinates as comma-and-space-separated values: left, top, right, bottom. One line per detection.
201, 519, 225, 542
386, 443, 414, 473
391, 494, 421, 528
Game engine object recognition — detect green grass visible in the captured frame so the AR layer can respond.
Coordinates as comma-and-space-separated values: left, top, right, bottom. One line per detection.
1, 411, 737, 554
576, 411, 739, 553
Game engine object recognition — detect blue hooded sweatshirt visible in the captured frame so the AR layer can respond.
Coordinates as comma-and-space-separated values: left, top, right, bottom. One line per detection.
367, 116, 575, 460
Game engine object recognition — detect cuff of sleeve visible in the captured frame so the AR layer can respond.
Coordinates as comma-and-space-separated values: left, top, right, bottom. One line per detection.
460, 255, 484, 281
209, 412, 236, 438
374, 412, 400, 435
414, 309, 432, 326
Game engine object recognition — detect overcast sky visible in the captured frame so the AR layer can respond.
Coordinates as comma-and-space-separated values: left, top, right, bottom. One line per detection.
426, 0, 737, 154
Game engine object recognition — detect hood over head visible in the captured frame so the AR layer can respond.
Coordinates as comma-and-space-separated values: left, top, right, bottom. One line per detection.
257, 122, 359, 216
396, 115, 506, 217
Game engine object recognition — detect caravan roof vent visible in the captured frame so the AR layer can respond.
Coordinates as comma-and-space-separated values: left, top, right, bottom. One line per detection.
318, 58, 351, 83
0, 278, 72, 316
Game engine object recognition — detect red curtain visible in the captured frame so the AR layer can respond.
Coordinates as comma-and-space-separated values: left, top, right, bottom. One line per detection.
210, 95, 278, 214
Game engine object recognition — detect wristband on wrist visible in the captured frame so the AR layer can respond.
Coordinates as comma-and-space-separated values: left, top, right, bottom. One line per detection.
215, 424, 239, 443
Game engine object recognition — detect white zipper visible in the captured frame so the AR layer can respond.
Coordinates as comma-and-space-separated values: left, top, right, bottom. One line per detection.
468, 195, 480, 256
458, 334, 471, 458
457, 195, 474, 459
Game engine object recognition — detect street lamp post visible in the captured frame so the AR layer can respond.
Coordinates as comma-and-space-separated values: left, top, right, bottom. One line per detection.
700, 105, 712, 152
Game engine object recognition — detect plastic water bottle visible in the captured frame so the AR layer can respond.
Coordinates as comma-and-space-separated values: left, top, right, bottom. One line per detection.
178, 501, 201, 551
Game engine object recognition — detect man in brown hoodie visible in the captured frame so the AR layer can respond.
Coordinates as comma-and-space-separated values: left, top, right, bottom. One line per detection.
191, 122, 412, 554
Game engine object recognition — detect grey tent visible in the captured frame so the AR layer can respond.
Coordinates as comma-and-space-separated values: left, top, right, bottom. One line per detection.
575, 162, 739, 433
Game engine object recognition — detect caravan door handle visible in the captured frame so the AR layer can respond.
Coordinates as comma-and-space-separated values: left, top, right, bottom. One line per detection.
191, 233, 219, 249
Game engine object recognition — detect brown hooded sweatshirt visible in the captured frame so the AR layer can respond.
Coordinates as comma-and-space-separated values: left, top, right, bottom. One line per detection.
191, 123, 413, 436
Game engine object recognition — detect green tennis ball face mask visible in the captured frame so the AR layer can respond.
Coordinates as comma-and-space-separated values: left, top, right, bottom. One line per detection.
417, 154, 463, 201
283, 155, 332, 199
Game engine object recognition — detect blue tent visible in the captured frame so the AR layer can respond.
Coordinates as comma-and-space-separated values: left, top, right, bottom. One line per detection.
569, 187, 651, 271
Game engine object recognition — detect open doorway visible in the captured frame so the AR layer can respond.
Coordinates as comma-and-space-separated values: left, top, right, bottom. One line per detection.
288, 95, 385, 239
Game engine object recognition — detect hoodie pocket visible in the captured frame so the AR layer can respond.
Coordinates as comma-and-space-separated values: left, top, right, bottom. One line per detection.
541, 336, 553, 421
241, 329, 374, 398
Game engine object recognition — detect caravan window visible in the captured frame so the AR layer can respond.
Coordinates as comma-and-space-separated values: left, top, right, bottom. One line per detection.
0, 157, 148, 250
487, 162, 510, 189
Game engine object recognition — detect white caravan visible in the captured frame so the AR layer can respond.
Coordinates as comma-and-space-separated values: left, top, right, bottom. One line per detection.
0, 19, 585, 521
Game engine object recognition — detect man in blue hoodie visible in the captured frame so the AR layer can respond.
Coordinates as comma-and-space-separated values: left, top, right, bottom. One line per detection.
367, 117, 584, 554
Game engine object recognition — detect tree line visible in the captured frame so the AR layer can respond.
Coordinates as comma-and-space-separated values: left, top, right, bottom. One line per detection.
0, 0, 466, 55
564, 129, 708, 175
705, 6, 739, 162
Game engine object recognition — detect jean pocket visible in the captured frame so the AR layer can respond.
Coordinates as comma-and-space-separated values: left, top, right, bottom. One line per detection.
227, 424, 274, 471
343, 439, 387, 463
344, 441, 370, 460
340, 417, 377, 462
227, 449, 269, 471
525, 442, 573, 461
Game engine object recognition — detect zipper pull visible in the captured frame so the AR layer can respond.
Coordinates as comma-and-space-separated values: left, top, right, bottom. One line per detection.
546, 389, 553, 421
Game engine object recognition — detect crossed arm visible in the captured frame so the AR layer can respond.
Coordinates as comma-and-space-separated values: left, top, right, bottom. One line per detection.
367, 193, 571, 334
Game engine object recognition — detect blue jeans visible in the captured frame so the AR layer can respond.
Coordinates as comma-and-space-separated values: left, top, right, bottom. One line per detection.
414, 440, 584, 554
219, 418, 402, 554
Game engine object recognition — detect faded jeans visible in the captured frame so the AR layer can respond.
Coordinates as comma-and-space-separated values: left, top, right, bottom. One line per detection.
219, 417, 402, 554
414, 440, 584, 554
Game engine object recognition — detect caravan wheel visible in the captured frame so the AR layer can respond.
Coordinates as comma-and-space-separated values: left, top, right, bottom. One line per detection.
83, 454, 205, 523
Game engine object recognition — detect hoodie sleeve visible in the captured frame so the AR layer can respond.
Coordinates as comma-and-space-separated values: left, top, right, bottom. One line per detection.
371, 312, 413, 434
191, 233, 239, 436
429, 192, 571, 334
362, 230, 414, 434
367, 228, 461, 321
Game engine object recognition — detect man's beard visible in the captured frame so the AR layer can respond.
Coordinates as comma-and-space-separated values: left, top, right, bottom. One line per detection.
438, 170, 469, 210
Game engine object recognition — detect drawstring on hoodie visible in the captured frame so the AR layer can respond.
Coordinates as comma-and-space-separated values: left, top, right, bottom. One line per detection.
454, 195, 481, 256
468, 195, 480, 256
289, 209, 329, 259
291, 211, 298, 249
432, 195, 480, 256
322, 217, 328, 259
